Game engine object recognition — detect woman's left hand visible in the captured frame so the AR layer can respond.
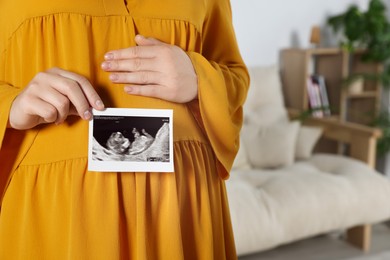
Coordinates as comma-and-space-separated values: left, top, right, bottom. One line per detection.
101, 35, 198, 103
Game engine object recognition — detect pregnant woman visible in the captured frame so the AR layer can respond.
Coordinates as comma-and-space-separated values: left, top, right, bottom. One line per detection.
0, 1, 249, 259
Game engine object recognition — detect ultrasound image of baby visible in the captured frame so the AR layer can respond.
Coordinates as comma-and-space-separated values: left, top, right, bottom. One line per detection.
129, 128, 154, 155
105, 128, 155, 156
106, 132, 131, 154
92, 118, 170, 163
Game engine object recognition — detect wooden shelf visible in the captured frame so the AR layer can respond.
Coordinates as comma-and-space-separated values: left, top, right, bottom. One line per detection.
287, 47, 342, 56
307, 48, 343, 55
280, 48, 381, 126
346, 91, 378, 99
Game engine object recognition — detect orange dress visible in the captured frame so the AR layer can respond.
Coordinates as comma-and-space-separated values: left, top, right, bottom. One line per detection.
0, 0, 249, 259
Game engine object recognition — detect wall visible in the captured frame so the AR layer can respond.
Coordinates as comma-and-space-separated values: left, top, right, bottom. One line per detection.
230, 0, 369, 67
378, 0, 390, 177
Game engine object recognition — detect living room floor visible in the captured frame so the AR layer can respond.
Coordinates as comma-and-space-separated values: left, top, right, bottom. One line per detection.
239, 223, 390, 260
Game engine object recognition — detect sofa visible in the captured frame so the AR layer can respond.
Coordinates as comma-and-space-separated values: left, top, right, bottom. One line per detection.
226, 65, 390, 256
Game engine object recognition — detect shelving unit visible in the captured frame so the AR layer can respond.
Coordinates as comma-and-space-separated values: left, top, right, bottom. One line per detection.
280, 48, 382, 125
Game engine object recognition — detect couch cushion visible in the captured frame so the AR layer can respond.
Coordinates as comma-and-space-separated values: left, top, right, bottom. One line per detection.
244, 65, 288, 126
227, 154, 390, 256
241, 120, 300, 168
232, 136, 252, 170
245, 65, 285, 110
295, 125, 323, 160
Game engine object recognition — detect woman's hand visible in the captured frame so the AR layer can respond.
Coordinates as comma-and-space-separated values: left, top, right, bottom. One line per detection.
9, 67, 105, 130
101, 35, 198, 103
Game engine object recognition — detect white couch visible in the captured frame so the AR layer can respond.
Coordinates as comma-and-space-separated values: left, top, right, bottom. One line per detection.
226, 65, 390, 256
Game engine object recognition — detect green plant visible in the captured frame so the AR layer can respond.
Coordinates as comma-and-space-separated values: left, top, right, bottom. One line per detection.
328, 0, 390, 85
373, 111, 390, 157
327, 0, 390, 156
328, 0, 390, 64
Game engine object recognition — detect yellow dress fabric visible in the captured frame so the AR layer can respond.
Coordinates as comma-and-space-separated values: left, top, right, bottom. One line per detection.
0, 0, 249, 259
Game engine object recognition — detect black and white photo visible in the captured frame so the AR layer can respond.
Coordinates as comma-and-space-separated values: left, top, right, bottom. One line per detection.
88, 108, 173, 172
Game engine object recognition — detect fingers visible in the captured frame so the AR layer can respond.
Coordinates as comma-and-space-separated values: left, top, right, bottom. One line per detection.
9, 68, 105, 130
103, 35, 165, 61
49, 68, 105, 112
102, 35, 198, 103
36, 72, 91, 121
104, 45, 157, 61
101, 35, 168, 87
109, 71, 163, 85
101, 58, 158, 72
36, 67, 103, 122
134, 34, 163, 46
24, 98, 58, 125
124, 85, 161, 99
124, 84, 182, 102
9, 93, 59, 130
38, 84, 71, 124
68, 105, 79, 117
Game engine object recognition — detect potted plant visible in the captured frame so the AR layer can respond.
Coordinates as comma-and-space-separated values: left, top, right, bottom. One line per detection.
327, 0, 390, 159
328, 0, 390, 86
327, 0, 390, 66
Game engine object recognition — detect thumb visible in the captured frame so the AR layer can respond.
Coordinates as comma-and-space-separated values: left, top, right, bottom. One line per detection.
135, 34, 165, 46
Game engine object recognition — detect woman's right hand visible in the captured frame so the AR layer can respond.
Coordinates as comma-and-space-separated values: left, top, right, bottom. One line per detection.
8, 67, 105, 130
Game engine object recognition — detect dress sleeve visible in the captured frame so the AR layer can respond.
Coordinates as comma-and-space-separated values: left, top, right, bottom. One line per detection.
187, 0, 250, 179
0, 83, 24, 202
0, 83, 21, 150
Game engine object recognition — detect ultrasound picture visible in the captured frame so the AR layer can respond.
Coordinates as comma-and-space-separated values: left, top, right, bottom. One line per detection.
92, 115, 170, 162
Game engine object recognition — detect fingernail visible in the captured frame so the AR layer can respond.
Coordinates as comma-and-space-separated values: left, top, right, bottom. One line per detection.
96, 100, 104, 109
101, 62, 111, 70
124, 86, 133, 93
84, 110, 92, 120
104, 53, 114, 60
109, 74, 118, 81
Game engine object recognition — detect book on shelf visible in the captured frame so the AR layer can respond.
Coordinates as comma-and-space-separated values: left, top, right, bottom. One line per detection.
306, 74, 331, 117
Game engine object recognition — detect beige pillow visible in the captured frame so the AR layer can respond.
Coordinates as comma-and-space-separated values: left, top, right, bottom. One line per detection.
241, 121, 301, 169
295, 125, 323, 160
244, 65, 287, 127
244, 105, 288, 128
232, 137, 252, 170
245, 65, 285, 111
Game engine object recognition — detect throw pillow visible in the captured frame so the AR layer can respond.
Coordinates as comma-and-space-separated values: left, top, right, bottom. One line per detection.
245, 65, 285, 111
244, 65, 287, 126
232, 137, 252, 170
295, 125, 323, 160
244, 105, 288, 128
241, 120, 301, 169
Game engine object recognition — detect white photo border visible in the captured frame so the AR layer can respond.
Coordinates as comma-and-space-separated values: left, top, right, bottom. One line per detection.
88, 108, 174, 172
